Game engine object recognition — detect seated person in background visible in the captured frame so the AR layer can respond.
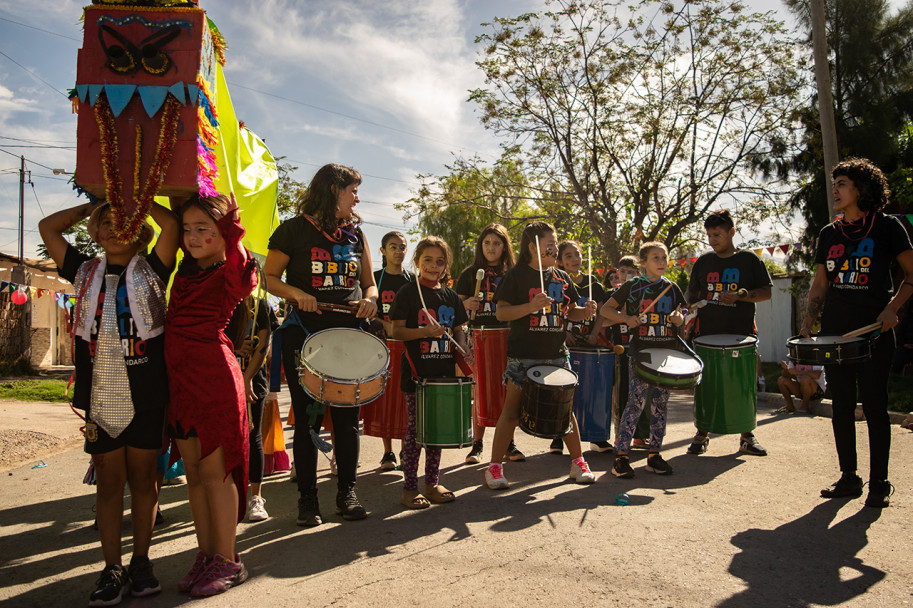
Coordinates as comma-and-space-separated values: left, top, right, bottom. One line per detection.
776, 361, 825, 414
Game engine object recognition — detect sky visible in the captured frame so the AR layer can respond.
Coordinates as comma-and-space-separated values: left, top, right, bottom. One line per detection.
0, 0, 892, 268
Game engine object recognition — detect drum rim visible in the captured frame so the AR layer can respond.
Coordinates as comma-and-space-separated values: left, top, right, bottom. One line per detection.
525, 364, 578, 387
300, 327, 391, 383
417, 377, 476, 386
634, 348, 704, 378
786, 334, 866, 345
633, 366, 702, 386
693, 333, 758, 348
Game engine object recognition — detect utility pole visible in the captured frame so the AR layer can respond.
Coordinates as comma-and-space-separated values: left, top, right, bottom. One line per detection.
12, 155, 32, 364
810, 0, 839, 221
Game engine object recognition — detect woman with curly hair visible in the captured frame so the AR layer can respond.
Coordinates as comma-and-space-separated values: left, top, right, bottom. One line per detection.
801, 157, 913, 508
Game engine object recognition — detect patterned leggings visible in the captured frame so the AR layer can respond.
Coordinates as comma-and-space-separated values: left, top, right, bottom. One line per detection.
616, 359, 669, 454
402, 393, 441, 491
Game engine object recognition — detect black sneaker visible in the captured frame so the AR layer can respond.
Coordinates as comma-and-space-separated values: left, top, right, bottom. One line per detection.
590, 441, 614, 453
465, 440, 484, 464
379, 451, 397, 471
297, 492, 322, 527
864, 480, 894, 508
820, 473, 863, 498
154, 507, 164, 526
506, 440, 526, 462
127, 555, 161, 598
549, 437, 564, 454
739, 434, 768, 456
645, 453, 673, 475
88, 563, 128, 607
336, 487, 367, 521
612, 456, 635, 479
687, 433, 709, 455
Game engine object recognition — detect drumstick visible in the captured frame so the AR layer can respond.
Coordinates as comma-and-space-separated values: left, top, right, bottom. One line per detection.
640, 281, 673, 315
588, 245, 593, 305
535, 235, 546, 311
315, 302, 357, 314
417, 282, 467, 355
836, 322, 882, 342
470, 268, 484, 321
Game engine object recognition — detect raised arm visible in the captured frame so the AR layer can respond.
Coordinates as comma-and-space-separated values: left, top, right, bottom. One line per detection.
37, 202, 94, 268
149, 201, 179, 268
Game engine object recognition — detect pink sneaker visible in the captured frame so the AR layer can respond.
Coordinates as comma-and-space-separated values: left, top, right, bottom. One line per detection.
485, 463, 509, 490
190, 553, 248, 597
177, 550, 209, 593
570, 458, 596, 484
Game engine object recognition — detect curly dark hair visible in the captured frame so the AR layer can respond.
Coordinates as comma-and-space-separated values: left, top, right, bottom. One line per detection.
832, 157, 891, 212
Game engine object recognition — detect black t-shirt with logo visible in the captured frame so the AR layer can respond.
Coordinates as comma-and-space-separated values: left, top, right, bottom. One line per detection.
455, 265, 508, 328
390, 282, 469, 392
607, 285, 632, 346
687, 250, 772, 337
493, 264, 580, 359
815, 212, 912, 334
268, 216, 365, 331
374, 268, 414, 325
608, 277, 686, 349
59, 245, 173, 413
565, 273, 607, 337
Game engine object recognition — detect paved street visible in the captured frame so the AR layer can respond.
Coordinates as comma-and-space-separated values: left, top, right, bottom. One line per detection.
1, 390, 911, 607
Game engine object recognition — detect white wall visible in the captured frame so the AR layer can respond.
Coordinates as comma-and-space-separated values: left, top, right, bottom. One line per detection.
755, 276, 794, 363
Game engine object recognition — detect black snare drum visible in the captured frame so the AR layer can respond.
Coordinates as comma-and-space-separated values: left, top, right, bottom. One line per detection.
786, 335, 871, 365
519, 365, 577, 439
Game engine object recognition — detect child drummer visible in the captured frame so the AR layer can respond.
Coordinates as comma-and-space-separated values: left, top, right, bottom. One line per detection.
685, 210, 772, 456
600, 242, 685, 478
484, 222, 598, 490
391, 236, 472, 509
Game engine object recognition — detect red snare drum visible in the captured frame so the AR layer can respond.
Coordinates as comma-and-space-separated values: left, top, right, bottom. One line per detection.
472, 328, 509, 428
362, 340, 407, 439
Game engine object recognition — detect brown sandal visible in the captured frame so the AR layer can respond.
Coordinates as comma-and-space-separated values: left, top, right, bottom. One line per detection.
400, 490, 430, 509
424, 484, 455, 503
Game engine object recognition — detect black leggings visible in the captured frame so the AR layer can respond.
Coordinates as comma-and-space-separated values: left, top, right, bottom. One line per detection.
281, 324, 360, 494
248, 394, 265, 484
825, 330, 894, 481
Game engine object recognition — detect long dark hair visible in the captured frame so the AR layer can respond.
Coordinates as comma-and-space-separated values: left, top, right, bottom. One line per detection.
469, 223, 514, 274
296, 163, 362, 233
228, 295, 255, 351
380, 231, 406, 268
517, 221, 556, 266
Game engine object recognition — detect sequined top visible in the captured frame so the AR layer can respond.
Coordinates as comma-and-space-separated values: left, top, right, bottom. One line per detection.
60, 246, 173, 414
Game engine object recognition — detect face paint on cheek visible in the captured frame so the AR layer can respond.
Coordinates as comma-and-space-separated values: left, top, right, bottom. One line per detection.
205, 238, 213, 244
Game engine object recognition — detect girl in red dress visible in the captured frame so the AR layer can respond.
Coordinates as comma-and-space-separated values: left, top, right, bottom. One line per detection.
166, 193, 257, 597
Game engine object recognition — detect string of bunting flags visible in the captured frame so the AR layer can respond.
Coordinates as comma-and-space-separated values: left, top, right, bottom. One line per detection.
667, 241, 806, 268
0, 280, 76, 310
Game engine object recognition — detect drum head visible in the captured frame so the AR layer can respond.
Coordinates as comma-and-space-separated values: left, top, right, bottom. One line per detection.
788, 335, 863, 346
302, 328, 389, 380
693, 334, 757, 348
638, 349, 703, 375
526, 365, 577, 387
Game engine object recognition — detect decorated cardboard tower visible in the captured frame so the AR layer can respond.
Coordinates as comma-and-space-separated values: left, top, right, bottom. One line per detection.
73, 0, 227, 243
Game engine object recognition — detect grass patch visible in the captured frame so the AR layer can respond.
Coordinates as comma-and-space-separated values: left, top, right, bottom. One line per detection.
0, 379, 73, 403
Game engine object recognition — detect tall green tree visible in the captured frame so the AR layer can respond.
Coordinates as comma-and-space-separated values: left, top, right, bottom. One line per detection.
467, 0, 803, 262
759, 0, 913, 239
403, 155, 537, 278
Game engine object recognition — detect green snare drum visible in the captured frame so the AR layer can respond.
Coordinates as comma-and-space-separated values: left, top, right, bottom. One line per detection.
416, 377, 475, 448
693, 334, 758, 434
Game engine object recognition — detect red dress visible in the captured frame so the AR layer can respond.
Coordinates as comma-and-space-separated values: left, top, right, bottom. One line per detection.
166, 210, 258, 522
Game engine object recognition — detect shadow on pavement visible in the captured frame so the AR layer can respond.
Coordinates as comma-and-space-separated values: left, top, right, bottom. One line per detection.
718, 500, 884, 607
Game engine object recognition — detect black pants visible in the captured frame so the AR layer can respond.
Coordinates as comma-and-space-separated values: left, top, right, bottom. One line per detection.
281, 324, 360, 494
825, 330, 894, 481
248, 394, 265, 484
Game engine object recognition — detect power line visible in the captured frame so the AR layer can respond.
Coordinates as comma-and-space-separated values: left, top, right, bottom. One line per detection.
0, 48, 69, 98
0, 145, 76, 149
0, 135, 76, 145
0, 16, 81, 42
0, 148, 56, 171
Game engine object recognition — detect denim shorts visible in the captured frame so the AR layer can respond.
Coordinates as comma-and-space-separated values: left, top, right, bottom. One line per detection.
503, 356, 571, 388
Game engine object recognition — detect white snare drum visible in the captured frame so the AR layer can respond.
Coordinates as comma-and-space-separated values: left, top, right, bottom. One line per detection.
299, 328, 390, 406
633, 347, 703, 389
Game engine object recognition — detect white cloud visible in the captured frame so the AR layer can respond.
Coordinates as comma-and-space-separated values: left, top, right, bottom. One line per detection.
0, 84, 42, 114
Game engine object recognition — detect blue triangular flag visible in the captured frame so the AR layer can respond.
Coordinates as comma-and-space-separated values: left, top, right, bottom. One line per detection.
168, 81, 186, 105
138, 86, 169, 117
187, 84, 200, 106
88, 84, 105, 106
76, 84, 89, 103
104, 84, 136, 117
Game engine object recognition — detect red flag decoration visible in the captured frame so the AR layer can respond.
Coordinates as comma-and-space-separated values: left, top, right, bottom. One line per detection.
690, 257, 698, 263
779, 244, 790, 254
679, 258, 686, 267
766, 247, 776, 255
10, 289, 28, 306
